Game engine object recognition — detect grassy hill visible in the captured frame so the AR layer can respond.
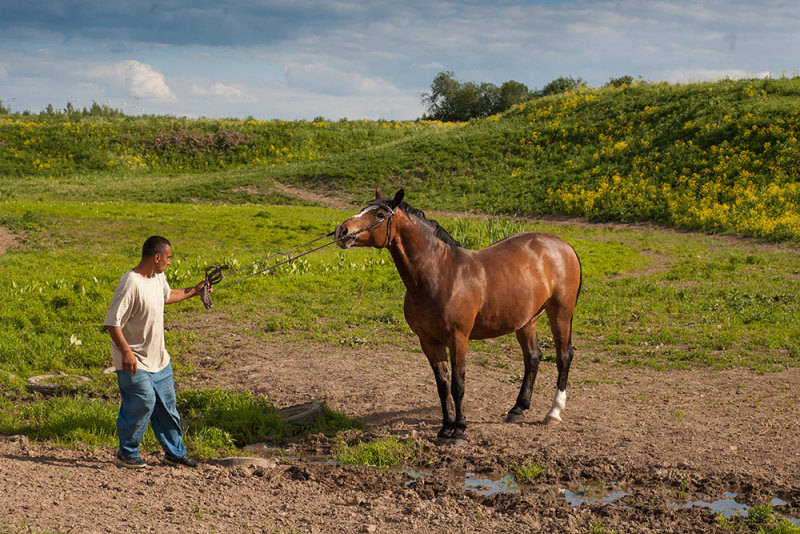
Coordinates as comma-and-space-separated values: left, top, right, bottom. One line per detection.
2, 77, 799, 242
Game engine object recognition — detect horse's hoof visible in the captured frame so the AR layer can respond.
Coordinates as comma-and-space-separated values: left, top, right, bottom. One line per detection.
543, 415, 562, 426
434, 437, 467, 447
504, 412, 523, 423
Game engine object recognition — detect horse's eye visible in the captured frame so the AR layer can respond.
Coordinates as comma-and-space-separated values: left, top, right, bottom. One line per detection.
376, 212, 386, 219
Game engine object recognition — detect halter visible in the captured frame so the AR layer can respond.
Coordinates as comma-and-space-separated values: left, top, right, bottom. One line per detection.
363, 200, 397, 247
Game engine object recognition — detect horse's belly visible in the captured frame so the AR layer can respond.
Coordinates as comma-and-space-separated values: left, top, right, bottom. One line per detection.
468, 323, 516, 340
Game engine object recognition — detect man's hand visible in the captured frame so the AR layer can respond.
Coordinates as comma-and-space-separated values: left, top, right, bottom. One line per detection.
167, 280, 211, 304
107, 325, 137, 374
121, 350, 138, 374
195, 279, 212, 294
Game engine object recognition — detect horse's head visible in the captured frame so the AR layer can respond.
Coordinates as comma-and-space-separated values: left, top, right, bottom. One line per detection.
335, 188, 404, 249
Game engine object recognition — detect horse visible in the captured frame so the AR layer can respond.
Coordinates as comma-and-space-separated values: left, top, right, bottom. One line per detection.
335, 189, 582, 443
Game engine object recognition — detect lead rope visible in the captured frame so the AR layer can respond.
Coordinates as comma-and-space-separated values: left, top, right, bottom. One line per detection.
200, 206, 395, 309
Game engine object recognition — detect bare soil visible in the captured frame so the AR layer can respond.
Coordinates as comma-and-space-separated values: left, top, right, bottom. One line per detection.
2, 212, 799, 533
0, 227, 20, 255
2, 323, 799, 533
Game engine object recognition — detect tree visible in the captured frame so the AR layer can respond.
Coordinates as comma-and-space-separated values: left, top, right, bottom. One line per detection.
498, 80, 531, 110
421, 71, 465, 121
606, 75, 634, 88
421, 72, 532, 121
538, 76, 588, 97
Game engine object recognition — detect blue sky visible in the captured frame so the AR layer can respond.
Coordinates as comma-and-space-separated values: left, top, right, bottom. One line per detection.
1, 0, 798, 120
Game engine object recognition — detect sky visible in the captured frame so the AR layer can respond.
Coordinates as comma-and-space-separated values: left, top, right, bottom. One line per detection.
1, 0, 798, 121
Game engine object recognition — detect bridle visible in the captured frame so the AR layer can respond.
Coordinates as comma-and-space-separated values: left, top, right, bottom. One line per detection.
362, 200, 397, 248
199, 201, 398, 309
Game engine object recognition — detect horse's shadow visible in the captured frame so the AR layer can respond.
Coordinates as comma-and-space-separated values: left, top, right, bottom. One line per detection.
361, 406, 548, 431
361, 406, 440, 428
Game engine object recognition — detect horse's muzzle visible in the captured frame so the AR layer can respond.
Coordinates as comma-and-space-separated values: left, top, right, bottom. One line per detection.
335, 225, 355, 249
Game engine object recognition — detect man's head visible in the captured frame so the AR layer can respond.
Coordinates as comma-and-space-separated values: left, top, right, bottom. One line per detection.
141, 235, 172, 274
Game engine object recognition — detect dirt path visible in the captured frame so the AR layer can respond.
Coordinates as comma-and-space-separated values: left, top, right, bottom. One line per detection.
271, 182, 356, 211
0, 227, 20, 254
3, 330, 799, 533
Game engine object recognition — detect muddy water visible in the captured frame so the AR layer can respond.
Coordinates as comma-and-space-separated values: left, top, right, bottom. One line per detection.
247, 445, 800, 526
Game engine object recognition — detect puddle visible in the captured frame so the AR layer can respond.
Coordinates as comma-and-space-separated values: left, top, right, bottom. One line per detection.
403, 468, 521, 496
244, 444, 799, 525
253, 445, 523, 496
459, 471, 521, 496
673, 494, 800, 525
563, 481, 629, 507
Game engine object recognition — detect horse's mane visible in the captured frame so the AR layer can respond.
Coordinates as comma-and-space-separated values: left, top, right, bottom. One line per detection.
368, 198, 462, 247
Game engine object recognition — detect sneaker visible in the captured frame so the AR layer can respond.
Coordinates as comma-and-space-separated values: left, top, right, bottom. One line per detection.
115, 452, 147, 469
164, 454, 198, 468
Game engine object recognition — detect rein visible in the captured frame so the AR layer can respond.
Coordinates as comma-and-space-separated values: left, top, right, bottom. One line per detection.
200, 206, 395, 309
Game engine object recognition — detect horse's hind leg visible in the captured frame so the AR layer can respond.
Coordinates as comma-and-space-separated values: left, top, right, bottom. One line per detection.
505, 319, 543, 423
543, 304, 576, 425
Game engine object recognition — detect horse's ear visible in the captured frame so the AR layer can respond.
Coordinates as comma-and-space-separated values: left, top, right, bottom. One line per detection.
375, 187, 383, 199
392, 189, 405, 207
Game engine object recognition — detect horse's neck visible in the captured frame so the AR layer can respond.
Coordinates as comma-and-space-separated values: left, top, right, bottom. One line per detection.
388, 218, 453, 291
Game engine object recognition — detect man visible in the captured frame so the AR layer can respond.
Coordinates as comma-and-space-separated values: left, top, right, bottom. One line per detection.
104, 235, 209, 469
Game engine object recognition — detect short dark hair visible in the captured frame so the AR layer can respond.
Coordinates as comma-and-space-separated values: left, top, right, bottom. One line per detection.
142, 235, 171, 258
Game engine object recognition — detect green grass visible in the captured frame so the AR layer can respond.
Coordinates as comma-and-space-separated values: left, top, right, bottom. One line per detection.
0, 387, 362, 459
334, 436, 420, 468
0, 200, 797, 387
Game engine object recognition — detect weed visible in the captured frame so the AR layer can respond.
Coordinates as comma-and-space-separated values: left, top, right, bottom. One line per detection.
509, 459, 546, 483
587, 522, 619, 534
716, 499, 800, 533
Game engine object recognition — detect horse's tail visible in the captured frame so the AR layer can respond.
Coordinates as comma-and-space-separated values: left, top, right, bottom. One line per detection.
570, 244, 583, 307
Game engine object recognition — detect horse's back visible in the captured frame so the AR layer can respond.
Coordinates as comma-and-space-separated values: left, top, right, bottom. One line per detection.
478, 232, 579, 280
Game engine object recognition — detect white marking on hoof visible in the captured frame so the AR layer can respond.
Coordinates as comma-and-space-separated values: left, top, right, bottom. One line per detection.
544, 389, 566, 424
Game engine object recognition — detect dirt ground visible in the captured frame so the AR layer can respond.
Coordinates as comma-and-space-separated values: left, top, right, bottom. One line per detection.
1, 215, 799, 533
2, 322, 800, 533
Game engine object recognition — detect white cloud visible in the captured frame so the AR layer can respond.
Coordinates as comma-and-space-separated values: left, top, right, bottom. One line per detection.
115, 60, 175, 100
0, 65, 7, 81
283, 62, 397, 96
191, 81, 257, 103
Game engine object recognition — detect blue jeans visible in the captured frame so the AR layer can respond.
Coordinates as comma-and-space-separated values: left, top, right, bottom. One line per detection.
116, 363, 187, 460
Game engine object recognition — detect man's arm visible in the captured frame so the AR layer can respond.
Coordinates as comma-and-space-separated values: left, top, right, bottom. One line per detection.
107, 326, 138, 374
165, 280, 210, 305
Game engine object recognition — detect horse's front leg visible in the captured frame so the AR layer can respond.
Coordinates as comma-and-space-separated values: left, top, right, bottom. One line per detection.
448, 335, 469, 441
420, 337, 456, 439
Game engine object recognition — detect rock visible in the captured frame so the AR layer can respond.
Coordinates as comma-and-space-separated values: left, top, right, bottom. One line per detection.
206, 457, 278, 469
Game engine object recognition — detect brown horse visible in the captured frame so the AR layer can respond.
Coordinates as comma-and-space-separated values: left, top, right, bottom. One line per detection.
335, 189, 582, 443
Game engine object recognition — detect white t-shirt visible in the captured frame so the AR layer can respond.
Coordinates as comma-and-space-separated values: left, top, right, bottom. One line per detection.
104, 270, 172, 373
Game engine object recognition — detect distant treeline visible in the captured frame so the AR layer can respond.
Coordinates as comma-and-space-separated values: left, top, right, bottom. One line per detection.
420, 70, 635, 122
0, 99, 125, 118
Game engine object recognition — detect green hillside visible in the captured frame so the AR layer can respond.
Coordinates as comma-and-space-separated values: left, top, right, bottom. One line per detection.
2, 77, 799, 241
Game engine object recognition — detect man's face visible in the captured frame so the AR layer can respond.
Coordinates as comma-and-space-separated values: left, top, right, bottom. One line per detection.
153, 245, 173, 274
